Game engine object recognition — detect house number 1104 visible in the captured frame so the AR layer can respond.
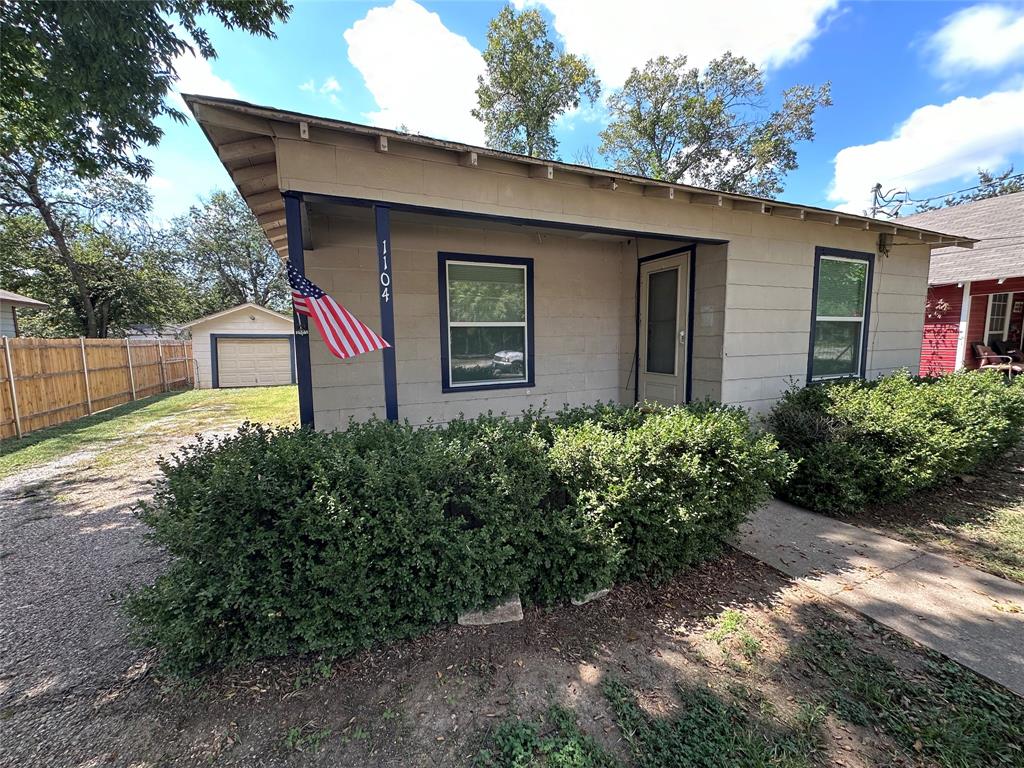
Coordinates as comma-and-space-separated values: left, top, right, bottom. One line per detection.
380, 239, 391, 302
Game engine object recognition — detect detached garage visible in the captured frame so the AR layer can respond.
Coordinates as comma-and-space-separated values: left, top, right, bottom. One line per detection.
182, 303, 295, 389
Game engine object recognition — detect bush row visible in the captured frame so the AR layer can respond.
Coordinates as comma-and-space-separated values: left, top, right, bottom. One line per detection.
766, 369, 1024, 515
127, 402, 790, 675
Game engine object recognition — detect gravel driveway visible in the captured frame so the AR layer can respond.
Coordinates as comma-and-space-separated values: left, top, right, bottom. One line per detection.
0, 440, 172, 767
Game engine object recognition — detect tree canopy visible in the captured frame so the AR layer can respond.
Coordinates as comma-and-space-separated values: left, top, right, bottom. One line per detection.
0, 0, 291, 178
598, 54, 831, 197
0, 157, 195, 337
167, 190, 289, 311
911, 167, 1023, 212
473, 6, 600, 158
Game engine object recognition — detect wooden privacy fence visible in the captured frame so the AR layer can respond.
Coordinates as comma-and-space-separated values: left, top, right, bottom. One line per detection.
0, 337, 194, 439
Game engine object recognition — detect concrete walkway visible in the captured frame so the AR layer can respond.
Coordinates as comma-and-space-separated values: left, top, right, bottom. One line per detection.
736, 499, 1024, 697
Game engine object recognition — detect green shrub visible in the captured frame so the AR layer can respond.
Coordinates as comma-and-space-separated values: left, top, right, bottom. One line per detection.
550, 404, 791, 581
768, 370, 1024, 515
127, 403, 791, 675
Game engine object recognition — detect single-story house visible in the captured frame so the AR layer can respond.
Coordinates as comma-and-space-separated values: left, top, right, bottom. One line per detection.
0, 289, 48, 337
901, 192, 1023, 374
181, 302, 295, 389
184, 94, 972, 429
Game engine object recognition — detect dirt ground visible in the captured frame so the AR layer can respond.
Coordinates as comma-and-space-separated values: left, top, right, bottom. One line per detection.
0, 426, 1014, 768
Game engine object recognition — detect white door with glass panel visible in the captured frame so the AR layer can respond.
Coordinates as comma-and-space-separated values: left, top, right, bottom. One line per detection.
638, 255, 687, 404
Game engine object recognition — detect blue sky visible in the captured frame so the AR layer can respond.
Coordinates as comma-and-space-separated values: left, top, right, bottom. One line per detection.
151, 0, 1024, 221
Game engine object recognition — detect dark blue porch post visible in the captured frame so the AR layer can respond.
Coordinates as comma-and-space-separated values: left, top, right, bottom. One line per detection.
374, 205, 398, 421
284, 192, 315, 428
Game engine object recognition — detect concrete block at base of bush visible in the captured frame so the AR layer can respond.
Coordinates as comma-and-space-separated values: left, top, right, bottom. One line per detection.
458, 596, 523, 626
571, 587, 611, 606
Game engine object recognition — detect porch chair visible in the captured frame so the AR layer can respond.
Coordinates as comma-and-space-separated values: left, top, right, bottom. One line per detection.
991, 338, 1024, 363
971, 343, 1024, 380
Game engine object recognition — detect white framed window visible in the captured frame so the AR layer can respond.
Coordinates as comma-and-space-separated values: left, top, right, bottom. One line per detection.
984, 293, 1011, 346
438, 253, 534, 391
808, 249, 874, 381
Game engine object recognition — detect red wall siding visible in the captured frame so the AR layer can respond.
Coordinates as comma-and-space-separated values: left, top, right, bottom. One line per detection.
920, 284, 963, 375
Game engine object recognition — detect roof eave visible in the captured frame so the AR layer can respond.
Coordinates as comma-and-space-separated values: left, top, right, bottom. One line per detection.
182, 93, 978, 251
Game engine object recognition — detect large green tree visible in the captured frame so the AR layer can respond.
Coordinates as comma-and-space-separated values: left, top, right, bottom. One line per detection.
599, 54, 831, 197
168, 190, 288, 311
0, 0, 291, 179
0, 165, 194, 338
473, 6, 599, 158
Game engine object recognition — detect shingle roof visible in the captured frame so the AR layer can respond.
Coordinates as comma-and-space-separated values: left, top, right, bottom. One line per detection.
900, 192, 1024, 285
0, 289, 49, 308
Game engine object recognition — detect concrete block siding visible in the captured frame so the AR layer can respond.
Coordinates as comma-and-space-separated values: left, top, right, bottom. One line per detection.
281, 131, 932, 426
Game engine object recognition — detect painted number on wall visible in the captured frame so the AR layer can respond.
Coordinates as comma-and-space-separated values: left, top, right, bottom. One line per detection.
379, 238, 392, 303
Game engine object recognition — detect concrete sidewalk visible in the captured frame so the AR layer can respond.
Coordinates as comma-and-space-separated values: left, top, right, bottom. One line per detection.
736, 499, 1024, 697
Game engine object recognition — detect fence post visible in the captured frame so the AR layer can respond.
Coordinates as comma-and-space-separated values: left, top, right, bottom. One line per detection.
124, 338, 137, 401
79, 337, 93, 415
157, 340, 168, 392
3, 336, 21, 439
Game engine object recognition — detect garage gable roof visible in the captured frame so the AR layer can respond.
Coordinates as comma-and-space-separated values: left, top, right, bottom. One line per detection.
181, 302, 292, 329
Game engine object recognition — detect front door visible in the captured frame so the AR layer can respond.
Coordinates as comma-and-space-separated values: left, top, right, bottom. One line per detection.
638, 255, 687, 405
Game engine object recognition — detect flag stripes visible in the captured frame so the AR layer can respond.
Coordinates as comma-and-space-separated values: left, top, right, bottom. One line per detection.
287, 261, 390, 360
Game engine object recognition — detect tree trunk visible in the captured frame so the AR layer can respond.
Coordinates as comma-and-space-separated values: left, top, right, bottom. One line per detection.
25, 167, 99, 337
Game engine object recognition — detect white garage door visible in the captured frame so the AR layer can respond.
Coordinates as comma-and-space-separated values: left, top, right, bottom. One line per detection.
217, 337, 293, 388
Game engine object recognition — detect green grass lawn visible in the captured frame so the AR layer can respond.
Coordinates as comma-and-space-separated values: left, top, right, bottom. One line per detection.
0, 386, 298, 480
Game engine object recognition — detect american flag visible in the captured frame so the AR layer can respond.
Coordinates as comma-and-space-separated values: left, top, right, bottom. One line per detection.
286, 261, 390, 359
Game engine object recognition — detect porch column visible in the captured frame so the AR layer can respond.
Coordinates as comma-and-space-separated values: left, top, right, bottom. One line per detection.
374, 205, 399, 422
284, 192, 315, 428
954, 281, 971, 370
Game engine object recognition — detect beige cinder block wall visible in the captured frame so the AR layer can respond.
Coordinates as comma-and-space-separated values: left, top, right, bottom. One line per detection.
305, 208, 630, 429
278, 131, 932, 422
719, 220, 931, 414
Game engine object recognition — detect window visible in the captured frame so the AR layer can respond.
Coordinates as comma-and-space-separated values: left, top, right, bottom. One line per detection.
808, 249, 873, 381
438, 253, 534, 391
985, 293, 1010, 346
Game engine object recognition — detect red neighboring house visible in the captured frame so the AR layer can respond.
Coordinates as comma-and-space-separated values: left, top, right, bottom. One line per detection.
902, 192, 1024, 375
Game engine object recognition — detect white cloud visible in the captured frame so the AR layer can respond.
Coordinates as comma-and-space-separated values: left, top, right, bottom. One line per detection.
168, 49, 239, 110
513, 0, 839, 88
320, 76, 342, 94
927, 4, 1024, 76
343, 0, 485, 143
299, 79, 315, 93
829, 86, 1024, 214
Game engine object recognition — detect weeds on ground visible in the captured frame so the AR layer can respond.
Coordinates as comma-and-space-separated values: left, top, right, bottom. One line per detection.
475, 680, 822, 767
708, 608, 762, 661
282, 724, 331, 753
797, 626, 1024, 766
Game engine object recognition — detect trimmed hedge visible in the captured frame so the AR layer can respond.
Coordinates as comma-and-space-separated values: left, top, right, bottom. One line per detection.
767, 370, 1024, 515
127, 403, 790, 675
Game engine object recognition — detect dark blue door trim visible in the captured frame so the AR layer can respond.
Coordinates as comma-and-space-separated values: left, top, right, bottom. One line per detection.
437, 252, 536, 393
285, 192, 315, 427
807, 245, 876, 384
210, 333, 296, 389
375, 205, 399, 421
634, 245, 697, 404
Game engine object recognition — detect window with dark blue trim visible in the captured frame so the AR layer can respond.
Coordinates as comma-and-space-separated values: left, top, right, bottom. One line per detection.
438, 252, 535, 393
808, 246, 874, 382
